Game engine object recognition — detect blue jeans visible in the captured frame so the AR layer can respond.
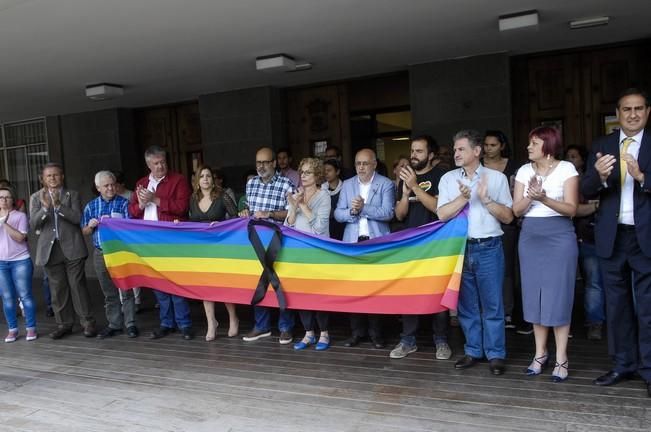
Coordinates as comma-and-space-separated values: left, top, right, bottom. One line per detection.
254, 306, 294, 333
579, 242, 605, 324
458, 237, 506, 360
153, 290, 192, 329
0, 258, 36, 330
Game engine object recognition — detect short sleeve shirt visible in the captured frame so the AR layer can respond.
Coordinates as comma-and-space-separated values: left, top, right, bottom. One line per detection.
438, 165, 513, 239
82, 195, 130, 249
396, 167, 444, 228
246, 174, 294, 213
0, 210, 29, 261
515, 160, 578, 218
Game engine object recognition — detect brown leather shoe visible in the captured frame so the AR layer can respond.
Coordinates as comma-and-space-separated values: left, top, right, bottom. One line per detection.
83, 323, 97, 338
49, 326, 73, 340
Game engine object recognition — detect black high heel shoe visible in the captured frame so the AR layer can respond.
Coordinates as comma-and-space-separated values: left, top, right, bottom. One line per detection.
524, 353, 549, 376
551, 360, 569, 382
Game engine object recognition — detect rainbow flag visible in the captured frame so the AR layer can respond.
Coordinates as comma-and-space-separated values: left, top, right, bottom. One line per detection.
99, 211, 467, 314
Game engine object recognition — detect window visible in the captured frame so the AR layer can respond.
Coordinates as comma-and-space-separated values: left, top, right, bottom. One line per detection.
0, 119, 49, 204
350, 108, 412, 177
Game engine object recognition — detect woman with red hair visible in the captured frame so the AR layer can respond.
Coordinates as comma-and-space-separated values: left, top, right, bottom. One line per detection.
513, 126, 579, 382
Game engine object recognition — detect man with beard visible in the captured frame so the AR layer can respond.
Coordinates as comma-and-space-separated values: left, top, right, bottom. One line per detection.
389, 135, 451, 360
240, 146, 295, 344
276, 148, 300, 188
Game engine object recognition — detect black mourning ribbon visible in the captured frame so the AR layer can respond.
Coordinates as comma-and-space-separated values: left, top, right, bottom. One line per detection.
247, 218, 287, 311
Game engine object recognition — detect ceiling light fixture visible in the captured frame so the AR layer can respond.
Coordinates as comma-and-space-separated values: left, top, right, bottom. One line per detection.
255, 54, 312, 72
569, 16, 609, 29
498, 10, 539, 31
85, 83, 124, 101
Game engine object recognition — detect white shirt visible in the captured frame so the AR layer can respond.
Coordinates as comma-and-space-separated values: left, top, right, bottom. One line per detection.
144, 174, 163, 221
618, 129, 643, 225
515, 160, 578, 218
357, 173, 375, 237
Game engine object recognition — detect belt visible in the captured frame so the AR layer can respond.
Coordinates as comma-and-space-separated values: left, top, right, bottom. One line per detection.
357, 235, 370, 242
617, 224, 635, 232
467, 236, 498, 244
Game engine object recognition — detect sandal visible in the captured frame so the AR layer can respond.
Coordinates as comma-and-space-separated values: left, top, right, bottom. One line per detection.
524, 353, 549, 376
551, 360, 569, 382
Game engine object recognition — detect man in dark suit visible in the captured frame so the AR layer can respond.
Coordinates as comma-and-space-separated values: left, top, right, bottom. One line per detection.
581, 88, 651, 397
30, 162, 97, 339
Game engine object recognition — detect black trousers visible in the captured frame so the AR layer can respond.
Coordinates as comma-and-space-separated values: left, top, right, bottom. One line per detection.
350, 314, 382, 339
599, 225, 651, 382
299, 310, 329, 332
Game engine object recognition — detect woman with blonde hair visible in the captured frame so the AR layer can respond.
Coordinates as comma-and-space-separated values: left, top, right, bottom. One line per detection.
285, 157, 331, 350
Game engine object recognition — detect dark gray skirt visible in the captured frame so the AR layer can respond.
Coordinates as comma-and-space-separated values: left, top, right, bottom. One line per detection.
519, 216, 578, 327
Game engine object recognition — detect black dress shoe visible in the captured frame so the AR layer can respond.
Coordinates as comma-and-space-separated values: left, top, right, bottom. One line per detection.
127, 326, 139, 338
489, 358, 506, 375
83, 324, 98, 338
45, 307, 54, 317
96, 327, 123, 339
342, 335, 362, 347
593, 370, 635, 386
646, 381, 651, 398
150, 326, 175, 339
49, 326, 73, 340
454, 355, 480, 370
181, 328, 194, 340
371, 337, 385, 349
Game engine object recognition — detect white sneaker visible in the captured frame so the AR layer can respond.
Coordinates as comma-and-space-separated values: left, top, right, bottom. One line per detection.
242, 329, 272, 342
389, 342, 417, 359
435, 342, 452, 360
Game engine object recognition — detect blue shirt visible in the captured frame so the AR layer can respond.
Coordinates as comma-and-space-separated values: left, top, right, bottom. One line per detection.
82, 195, 130, 249
437, 164, 512, 239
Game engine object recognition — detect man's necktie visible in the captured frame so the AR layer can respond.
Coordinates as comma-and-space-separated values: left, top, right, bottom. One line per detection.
620, 137, 634, 187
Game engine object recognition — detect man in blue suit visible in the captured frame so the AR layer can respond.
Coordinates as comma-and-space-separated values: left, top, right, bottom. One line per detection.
582, 88, 651, 397
334, 148, 395, 348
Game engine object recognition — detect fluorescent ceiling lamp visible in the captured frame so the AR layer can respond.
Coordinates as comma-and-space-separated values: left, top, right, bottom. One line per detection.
391, 137, 410, 141
255, 53, 312, 72
256, 54, 296, 72
498, 10, 539, 31
570, 16, 609, 29
85, 83, 124, 101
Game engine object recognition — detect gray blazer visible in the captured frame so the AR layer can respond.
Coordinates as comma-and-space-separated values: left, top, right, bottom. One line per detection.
29, 188, 88, 266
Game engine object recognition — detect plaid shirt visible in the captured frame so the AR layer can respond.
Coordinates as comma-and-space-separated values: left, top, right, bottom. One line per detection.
82, 195, 130, 249
245, 174, 293, 213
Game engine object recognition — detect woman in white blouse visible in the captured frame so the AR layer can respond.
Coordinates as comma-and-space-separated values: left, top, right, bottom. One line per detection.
512, 126, 578, 383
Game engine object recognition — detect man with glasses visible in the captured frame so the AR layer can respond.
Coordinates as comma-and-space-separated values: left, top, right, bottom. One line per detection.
240, 146, 295, 344
334, 148, 395, 348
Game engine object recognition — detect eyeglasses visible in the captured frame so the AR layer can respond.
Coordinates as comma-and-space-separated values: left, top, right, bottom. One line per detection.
0, 196, 12, 200
255, 160, 274, 167
355, 161, 374, 167
299, 170, 314, 176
